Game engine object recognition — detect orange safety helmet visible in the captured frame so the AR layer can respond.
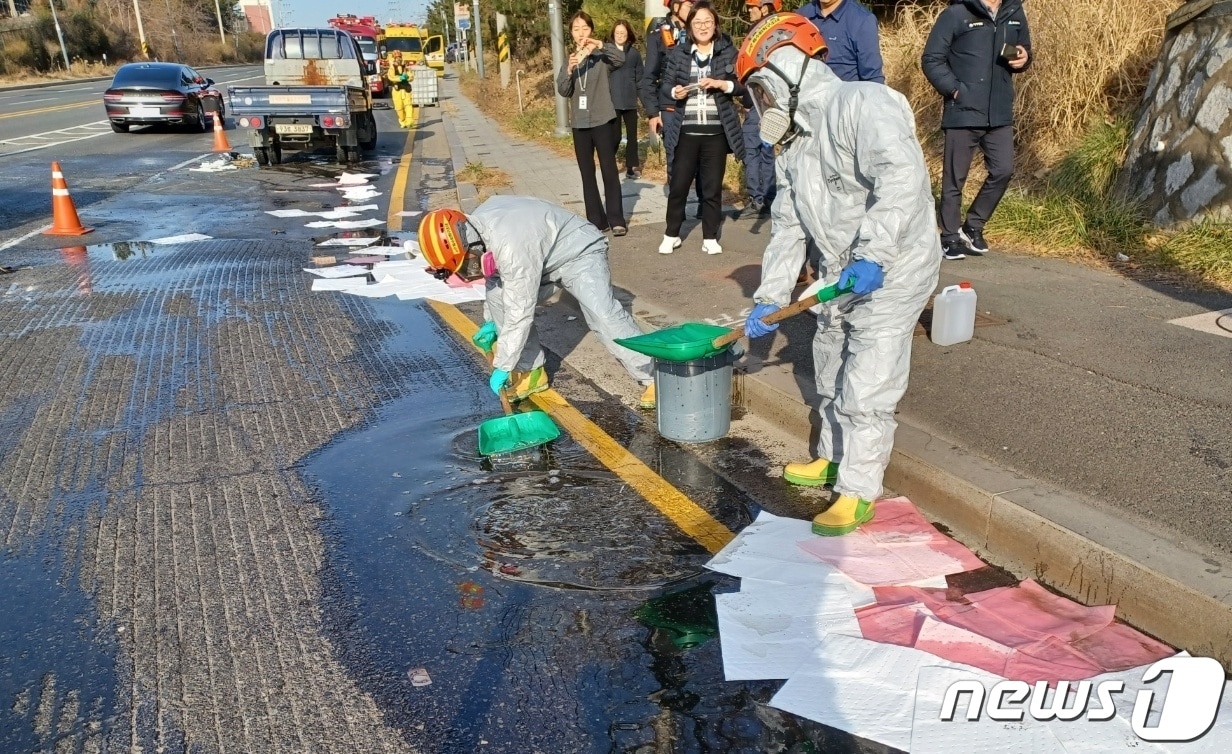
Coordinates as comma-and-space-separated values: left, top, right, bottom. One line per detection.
418, 208, 475, 273
744, 0, 783, 11
735, 12, 828, 83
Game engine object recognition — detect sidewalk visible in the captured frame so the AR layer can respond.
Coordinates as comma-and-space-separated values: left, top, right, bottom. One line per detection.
436, 74, 1232, 667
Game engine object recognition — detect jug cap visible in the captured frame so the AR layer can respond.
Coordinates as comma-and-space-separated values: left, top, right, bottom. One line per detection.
959, 281, 973, 289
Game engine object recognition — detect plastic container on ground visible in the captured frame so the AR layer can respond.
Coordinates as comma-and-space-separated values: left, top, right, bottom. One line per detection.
930, 282, 977, 346
411, 66, 438, 106
654, 345, 740, 443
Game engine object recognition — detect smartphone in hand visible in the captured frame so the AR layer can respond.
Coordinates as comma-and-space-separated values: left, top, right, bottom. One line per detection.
1000, 43, 1021, 60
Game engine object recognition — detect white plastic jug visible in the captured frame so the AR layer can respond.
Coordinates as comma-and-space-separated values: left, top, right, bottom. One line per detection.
931, 282, 977, 346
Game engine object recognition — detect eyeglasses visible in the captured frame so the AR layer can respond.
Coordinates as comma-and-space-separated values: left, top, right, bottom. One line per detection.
691, 20, 715, 28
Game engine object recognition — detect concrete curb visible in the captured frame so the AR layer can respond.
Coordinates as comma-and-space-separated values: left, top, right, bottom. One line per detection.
440, 99, 1232, 672
441, 109, 480, 213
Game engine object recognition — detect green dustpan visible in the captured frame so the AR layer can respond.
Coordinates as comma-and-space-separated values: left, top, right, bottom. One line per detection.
616, 280, 855, 363
478, 387, 560, 457
478, 408, 560, 456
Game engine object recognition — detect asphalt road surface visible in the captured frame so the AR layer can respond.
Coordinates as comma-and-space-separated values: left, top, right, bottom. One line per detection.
0, 84, 888, 753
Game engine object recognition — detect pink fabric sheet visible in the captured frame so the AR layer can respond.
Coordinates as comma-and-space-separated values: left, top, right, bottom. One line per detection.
857, 581, 1174, 683
796, 497, 985, 586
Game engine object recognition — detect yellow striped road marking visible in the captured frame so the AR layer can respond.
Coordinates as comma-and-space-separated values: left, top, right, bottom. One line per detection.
387, 106, 418, 232
0, 100, 95, 120
426, 300, 736, 554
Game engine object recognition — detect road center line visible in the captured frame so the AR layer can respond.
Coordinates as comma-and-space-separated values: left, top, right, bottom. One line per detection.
0, 100, 96, 120
387, 107, 418, 232
427, 300, 736, 554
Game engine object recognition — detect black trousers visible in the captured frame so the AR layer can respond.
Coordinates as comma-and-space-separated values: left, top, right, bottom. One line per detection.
615, 109, 640, 171
573, 119, 626, 231
939, 125, 1014, 243
666, 132, 729, 239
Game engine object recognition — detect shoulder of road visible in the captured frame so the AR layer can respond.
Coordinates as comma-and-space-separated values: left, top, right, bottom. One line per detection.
433, 72, 1232, 669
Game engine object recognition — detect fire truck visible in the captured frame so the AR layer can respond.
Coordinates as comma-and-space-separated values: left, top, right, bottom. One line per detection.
328, 14, 386, 97
383, 23, 445, 74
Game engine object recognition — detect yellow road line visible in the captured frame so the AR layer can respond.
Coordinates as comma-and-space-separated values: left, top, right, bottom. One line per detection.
387, 106, 417, 231
427, 301, 736, 554
0, 100, 96, 120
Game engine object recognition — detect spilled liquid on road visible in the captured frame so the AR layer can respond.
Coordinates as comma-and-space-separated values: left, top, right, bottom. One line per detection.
303, 298, 870, 753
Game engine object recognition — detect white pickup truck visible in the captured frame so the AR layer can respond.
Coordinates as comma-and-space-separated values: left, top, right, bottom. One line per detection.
228, 29, 379, 165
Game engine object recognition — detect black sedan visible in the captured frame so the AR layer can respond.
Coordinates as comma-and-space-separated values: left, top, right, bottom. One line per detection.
103, 62, 225, 133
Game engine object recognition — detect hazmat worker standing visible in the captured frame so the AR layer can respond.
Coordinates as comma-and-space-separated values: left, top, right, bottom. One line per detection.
418, 197, 657, 409
386, 50, 414, 129
736, 14, 941, 536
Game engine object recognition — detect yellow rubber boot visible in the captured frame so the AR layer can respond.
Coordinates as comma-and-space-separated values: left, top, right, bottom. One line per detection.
639, 383, 656, 409
509, 367, 549, 401
783, 458, 837, 487
812, 495, 875, 536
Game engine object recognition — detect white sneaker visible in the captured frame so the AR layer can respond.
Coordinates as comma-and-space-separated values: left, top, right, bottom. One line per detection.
702, 239, 722, 255
658, 236, 682, 255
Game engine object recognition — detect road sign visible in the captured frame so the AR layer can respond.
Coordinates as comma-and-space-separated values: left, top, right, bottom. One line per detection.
457, 19, 471, 30
454, 3, 470, 21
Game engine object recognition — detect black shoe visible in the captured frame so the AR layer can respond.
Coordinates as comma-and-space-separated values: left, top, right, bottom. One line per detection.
942, 239, 968, 261
960, 224, 989, 255
625, 171, 636, 179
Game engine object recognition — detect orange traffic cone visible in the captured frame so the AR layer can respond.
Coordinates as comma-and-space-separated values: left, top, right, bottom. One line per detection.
211, 112, 232, 152
44, 162, 93, 236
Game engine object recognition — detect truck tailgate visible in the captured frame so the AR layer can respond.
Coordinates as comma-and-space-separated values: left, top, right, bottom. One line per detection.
228, 86, 366, 114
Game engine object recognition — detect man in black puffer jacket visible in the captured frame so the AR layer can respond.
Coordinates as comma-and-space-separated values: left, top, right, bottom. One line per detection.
922, 0, 1031, 260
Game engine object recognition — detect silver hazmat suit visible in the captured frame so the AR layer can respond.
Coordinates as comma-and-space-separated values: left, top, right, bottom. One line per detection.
749, 48, 942, 501
469, 195, 654, 384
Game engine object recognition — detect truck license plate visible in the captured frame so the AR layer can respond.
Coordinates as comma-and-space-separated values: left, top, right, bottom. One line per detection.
269, 94, 313, 105
274, 124, 314, 134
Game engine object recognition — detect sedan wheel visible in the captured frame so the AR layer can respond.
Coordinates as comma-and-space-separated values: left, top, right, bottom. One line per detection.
193, 102, 208, 133
110, 121, 130, 133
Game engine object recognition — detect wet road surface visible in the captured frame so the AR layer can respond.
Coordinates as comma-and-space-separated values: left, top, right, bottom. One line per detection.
0, 127, 889, 751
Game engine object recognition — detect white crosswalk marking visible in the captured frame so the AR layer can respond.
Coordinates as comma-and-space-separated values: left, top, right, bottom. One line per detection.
0, 120, 115, 157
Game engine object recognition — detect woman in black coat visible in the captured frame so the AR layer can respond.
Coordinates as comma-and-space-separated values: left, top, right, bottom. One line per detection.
657, 1, 745, 255
607, 19, 644, 179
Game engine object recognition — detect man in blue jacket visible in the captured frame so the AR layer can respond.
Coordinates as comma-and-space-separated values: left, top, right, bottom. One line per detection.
798, 0, 885, 84
922, 0, 1032, 260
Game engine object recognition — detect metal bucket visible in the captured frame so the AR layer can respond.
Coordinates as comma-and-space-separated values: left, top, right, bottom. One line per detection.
654, 346, 739, 443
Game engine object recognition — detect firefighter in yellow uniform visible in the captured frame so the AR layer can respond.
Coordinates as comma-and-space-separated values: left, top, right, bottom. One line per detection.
386, 50, 415, 128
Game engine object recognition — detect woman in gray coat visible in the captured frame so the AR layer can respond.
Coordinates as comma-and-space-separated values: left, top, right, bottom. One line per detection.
557, 11, 628, 235
607, 19, 644, 179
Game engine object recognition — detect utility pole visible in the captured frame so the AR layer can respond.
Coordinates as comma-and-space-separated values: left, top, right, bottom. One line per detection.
164, 0, 182, 61
471, 0, 484, 78
47, 0, 71, 71
131, 0, 150, 59
547, 0, 568, 137
214, 0, 227, 46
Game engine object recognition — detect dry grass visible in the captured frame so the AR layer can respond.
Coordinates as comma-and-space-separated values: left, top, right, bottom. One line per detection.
0, 59, 117, 86
457, 160, 512, 202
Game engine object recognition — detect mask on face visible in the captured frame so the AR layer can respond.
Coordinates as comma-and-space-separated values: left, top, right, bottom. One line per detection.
748, 56, 811, 148
481, 250, 498, 278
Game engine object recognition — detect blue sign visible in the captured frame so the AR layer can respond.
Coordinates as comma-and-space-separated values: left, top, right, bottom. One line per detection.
457, 19, 471, 30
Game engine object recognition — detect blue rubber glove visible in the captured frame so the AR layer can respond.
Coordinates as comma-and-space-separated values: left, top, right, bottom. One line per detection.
745, 303, 781, 339
489, 369, 510, 395
838, 259, 885, 295
472, 321, 498, 352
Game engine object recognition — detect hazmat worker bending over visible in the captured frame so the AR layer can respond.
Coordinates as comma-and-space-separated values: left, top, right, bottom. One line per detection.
386, 51, 414, 129
418, 197, 658, 409
736, 14, 941, 536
